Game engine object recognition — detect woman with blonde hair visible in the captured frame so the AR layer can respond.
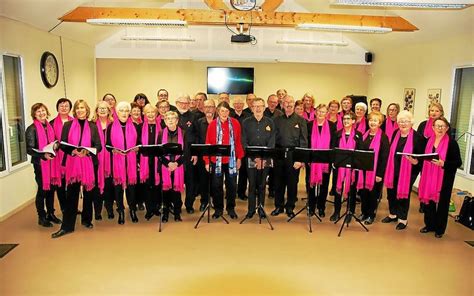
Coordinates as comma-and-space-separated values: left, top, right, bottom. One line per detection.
302, 93, 315, 121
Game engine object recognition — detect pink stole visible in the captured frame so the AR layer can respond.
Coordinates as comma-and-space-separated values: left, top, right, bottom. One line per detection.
139, 119, 161, 186
303, 108, 315, 122
418, 134, 449, 204
111, 118, 138, 188
161, 127, 184, 192
357, 129, 382, 190
384, 129, 414, 199
423, 118, 434, 139
33, 120, 61, 190
385, 118, 398, 142
52, 115, 72, 176
309, 120, 330, 186
64, 119, 95, 191
336, 112, 344, 130
356, 117, 367, 134
96, 120, 111, 194
336, 129, 356, 198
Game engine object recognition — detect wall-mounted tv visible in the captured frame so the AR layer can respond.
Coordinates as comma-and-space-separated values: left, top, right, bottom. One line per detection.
207, 67, 254, 95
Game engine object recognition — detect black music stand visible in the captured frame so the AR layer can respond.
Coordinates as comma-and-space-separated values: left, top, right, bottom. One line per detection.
333, 148, 374, 237
288, 148, 334, 232
191, 144, 231, 229
239, 146, 282, 230
141, 143, 183, 232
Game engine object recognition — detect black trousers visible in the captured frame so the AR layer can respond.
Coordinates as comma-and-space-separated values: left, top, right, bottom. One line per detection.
273, 158, 300, 212
135, 182, 145, 206
210, 163, 237, 211
197, 158, 210, 206
143, 183, 161, 214
308, 172, 331, 212
267, 167, 275, 195
247, 166, 269, 214
99, 177, 114, 215
61, 182, 96, 232
114, 184, 137, 211
184, 158, 196, 210
163, 190, 182, 214
237, 158, 248, 197
387, 188, 411, 220
424, 194, 451, 235
33, 164, 55, 218
53, 176, 67, 213
333, 183, 357, 215
360, 182, 383, 219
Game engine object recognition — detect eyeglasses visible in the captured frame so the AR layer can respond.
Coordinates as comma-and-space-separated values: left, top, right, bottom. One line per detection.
343, 117, 352, 121
398, 120, 411, 124
434, 125, 447, 129
97, 107, 108, 111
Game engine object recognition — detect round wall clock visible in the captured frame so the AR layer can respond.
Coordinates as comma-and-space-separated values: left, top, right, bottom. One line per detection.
230, 0, 256, 11
40, 51, 59, 88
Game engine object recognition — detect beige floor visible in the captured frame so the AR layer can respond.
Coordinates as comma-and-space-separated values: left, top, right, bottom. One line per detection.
0, 184, 473, 296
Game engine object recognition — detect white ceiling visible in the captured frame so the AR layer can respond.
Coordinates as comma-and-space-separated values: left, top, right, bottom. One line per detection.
1, 0, 473, 64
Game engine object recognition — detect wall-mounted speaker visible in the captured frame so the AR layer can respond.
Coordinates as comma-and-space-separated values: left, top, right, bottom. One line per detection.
365, 52, 373, 63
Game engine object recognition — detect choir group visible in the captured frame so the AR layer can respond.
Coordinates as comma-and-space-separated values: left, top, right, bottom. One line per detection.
25, 89, 462, 239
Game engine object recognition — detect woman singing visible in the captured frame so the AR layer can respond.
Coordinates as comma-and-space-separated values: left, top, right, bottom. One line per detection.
383, 110, 425, 230
418, 117, 462, 238
52, 100, 101, 238
26, 103, 62, 227
382, 103, 400, 142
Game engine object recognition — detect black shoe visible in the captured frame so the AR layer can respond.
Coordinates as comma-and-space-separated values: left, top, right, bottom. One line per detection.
162, 213, 169, 223
107, 212, 115, 220
318, 209, 325, 218
174, 214, 182, 222
238, 194, 248, 201
419, 204, 424, 213
364, 217, 375, 225
358, 214, 367, 221
38, 217, 53, 227
118, 211, 125, 225
145, 212, 154, 220
329, 213, 340, 222
138, 203, 145, 211
228, 209, 238, 219
381, 216, 397, 223
245, 212, 255, 219
420, 227, 433, 233
130, 210, 139, 223
435, 233, 443, 238
271, 208, 284, 216
82, 222, 94, 229
199, 204, 207, 212
186, 208, 195, 214
286, 210, 296, 219
46, 213, 62, 224
212, 210, 223, 219
308, 209, 316, 217
95, 214, 102, 221
258, 210, 266, 219
396, 222, 407, 230
154, 209, 161, 216
51, 229, 72, 239
344, 215, 352, 224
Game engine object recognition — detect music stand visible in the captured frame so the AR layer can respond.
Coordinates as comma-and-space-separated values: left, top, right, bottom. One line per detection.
333, 148, 374, 237
191, 144, 231, 229
141, 143, 183, 232
288, 148, 333, 232
239, 146, 283, 230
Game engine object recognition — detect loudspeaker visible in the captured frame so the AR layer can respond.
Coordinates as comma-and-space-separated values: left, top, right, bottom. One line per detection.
365, 52, 373, 63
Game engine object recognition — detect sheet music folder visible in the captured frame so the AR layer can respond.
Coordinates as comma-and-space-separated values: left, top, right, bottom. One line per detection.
191, 144, 231, 157
293, 148, 333, 164
334, 148, 374, 171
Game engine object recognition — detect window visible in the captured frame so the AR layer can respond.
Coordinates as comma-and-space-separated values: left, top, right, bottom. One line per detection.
450, 66, 474, 177
1, 54, 27, 174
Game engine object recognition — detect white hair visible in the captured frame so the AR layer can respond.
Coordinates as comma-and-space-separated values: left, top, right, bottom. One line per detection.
355, 102, 368, 112
397, 110, 414, 124
176, 94, 190, 103
116, 101, 131, 111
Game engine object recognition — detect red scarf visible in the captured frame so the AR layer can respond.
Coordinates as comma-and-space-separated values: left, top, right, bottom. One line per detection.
96, 120, 111, 193
310, 120, 330, 185
64, 119, 95, 191
384, 129, 414, 199
336, 129, 356, 198
357, 129, 382, 190
423, 118, 434, 139
111, 118, 138, 188
385, 118, 398, 142
303, 108, 315, 122
33, 120, 61, 190
52, 115, 72, 176
418, 134, 449, 204
161, 127, 184, 192
139, 119, 161, 186
356, 117, 367, 134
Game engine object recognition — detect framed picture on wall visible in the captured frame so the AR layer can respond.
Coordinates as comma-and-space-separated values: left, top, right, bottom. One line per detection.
403, 88, 416, 112
427, 88, 442, 117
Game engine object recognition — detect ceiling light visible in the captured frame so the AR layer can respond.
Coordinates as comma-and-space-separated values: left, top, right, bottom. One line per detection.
276, 39, 349, 46
331, 0, 470, 9
121, 36, 195, 41
86, 19, 187, 27
297, 23, 392, 33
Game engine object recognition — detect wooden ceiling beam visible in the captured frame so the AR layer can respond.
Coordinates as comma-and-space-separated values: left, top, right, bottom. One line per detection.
261, 0, 284, 12
60, 7, 418, 32
204, 0, 229, 10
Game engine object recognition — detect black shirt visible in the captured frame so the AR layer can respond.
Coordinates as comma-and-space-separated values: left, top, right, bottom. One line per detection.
241, 116, 276, 148
61, 119, 102, 167
307, 120, 338, 149
361, 131, 390, 178
274, 112, 308, 148
196, 117, 213, 144
158, 128, 184, 166
177, 110, 197, 152
264, 108, 283, 119
25, 122, 52, 164
232, 111, 251, 126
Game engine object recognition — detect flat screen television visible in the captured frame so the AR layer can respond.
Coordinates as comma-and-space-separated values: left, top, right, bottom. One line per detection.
207, 67, 254, 95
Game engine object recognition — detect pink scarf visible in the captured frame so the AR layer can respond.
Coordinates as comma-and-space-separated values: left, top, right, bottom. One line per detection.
161, 127, 184, 192
418, 134, 449, 204
336, 112, 344, 130
357, 129, 382, 190
310, 120, 331, 186
111, 118, 138, 188
385, 118, 398, 142
96, 120, 111, 193
33, 120, 61, 190
139, 119, 161, 186
356, 117, 367, 134
303, 108, 315, 122
423, 118, 434, 139
52, 115, 72, 176
64, 118, 95, 191
384, 129, 414, 199
336, 129, 356, 198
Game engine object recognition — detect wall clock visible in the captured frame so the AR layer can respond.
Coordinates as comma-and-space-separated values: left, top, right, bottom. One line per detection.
40, 51, 59, 88
230, 0, 256, 11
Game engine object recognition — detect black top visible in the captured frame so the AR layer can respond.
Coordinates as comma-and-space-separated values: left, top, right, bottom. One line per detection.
264, 108, 283, 119
196, 117, 213, 144
361, 131, 390, 178
334, 129, 364, 150
105, 121, 141, 151
232, 111, 251, 125
274, 112, 308, 148
191, 109, 205, 120
417, 120, 430, 139
307, 120, 338, 149
177, 110, 197, 150
25, 122, 53, 164
60, 119, 102, 167
242, 107, 253, 116
144, 123, 159, 185
158, 128, 184, 166
241, 116, 276, 149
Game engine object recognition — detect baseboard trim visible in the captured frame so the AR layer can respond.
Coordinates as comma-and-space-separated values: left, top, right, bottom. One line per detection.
0, 197, 34, 222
